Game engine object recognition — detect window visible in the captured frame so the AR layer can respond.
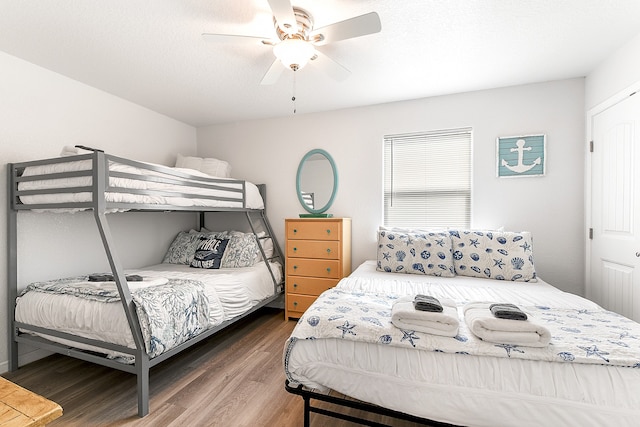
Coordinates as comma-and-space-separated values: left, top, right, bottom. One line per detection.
383, 128, 471, 228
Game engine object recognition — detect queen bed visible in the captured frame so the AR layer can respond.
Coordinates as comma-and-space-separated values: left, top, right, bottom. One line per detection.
284, 229, 640, 427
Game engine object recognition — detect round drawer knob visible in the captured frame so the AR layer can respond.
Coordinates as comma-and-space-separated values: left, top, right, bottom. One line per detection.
293, 265, 298, 270
326, 229, 331, 234
326, 267, 331, 273
326, 248, 331, 254
293, 247, 297, 252
293, 229, 298, 233
293, 283, 298, 288
293, 301, 298, 306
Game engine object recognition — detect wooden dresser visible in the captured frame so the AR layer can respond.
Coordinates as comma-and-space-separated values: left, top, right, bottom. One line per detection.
285, 218, 352, 319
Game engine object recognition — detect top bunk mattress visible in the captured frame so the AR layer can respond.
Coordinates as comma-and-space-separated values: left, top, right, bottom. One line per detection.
11, 152, 264, 212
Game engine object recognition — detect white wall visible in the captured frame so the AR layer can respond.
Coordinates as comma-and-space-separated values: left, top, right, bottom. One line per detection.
197, 78, 586, 296
0, 52, 198, 371
586, 31, 640, 110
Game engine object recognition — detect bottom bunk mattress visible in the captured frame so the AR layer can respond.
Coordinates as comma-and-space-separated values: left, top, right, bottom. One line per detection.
15, 261, 282, 362
284, 261, 640, 427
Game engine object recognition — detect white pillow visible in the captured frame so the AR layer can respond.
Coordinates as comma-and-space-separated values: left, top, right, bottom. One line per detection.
175, 153, 232, 178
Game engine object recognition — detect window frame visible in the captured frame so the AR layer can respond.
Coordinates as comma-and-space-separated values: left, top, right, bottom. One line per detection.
383, 127, 472, 229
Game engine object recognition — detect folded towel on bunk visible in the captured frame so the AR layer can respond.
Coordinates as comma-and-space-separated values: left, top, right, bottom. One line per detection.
489, 303, 528, 321
83, 276, 169, 291
463, 302, 551, 347
392, 295, 459, 337
89, 273, 143, 282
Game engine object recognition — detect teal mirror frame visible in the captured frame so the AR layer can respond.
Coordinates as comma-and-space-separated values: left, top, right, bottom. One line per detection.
296, 148, 338, 214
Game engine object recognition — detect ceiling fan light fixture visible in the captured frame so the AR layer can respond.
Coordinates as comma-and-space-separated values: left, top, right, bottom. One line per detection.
273, 38, 316, 71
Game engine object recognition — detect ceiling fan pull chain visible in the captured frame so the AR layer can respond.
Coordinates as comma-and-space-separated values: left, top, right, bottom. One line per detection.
292, 71, 297, 114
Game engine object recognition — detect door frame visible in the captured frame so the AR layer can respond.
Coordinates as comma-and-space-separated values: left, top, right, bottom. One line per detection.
585, 80, 640, 301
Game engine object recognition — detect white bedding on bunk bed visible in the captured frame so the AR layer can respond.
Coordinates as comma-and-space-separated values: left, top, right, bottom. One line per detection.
15, 261, 282, 361
285, 260, 640, 427
17, 158, 264, 210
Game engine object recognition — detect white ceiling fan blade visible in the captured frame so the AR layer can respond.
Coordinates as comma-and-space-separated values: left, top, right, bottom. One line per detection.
311, 50, 351, 81
311, 12, 381, 46
202, 33, 274, 45
260, 59, 284, 85
267, 0, 297, 35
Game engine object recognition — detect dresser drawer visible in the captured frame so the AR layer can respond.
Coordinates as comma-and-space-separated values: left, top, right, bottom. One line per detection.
288, 259, 341, 278
286, 293, 317, 313
287, 221, 341, 241
287, 240, 340, 259
288, 276, 339, 296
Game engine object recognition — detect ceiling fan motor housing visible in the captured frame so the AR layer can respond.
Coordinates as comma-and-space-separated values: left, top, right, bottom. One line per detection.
274, 7, 314, 41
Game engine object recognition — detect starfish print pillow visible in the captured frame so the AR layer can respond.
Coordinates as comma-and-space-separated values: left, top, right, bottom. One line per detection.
448, 230, 537, 282
376, 229, 455, 277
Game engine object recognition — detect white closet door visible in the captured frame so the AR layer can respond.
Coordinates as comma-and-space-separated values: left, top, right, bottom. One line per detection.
589, 93, 640, 321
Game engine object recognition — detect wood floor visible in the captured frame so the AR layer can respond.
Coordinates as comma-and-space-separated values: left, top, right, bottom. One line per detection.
2, 308, 432, 426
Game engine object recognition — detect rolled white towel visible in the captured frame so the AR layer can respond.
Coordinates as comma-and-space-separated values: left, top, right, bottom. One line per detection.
463, 302, 551, 347
391, 295, 459, 337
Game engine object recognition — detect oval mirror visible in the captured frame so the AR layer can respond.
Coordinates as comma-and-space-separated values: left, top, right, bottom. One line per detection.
296, 149, 338, 215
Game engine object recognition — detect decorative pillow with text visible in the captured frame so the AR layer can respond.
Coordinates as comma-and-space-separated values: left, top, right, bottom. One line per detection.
190, 238, 229, 269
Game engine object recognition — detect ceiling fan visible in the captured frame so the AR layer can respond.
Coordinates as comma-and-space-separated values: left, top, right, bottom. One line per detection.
202, 0, 381, 85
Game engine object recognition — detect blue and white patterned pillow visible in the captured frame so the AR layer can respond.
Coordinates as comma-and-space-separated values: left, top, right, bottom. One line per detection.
191, 237, 229, 269
220, 231, 259, 268
449, 229, 536, 282
377, 229, 455, 277
163, 231, 203, 265
164, 229, 261, 268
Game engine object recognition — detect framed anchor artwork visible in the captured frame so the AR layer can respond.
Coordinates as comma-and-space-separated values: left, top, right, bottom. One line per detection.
496, 134, 546, 178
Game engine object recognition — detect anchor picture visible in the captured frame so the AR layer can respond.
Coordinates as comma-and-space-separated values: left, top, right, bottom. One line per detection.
497, 134, 546, 177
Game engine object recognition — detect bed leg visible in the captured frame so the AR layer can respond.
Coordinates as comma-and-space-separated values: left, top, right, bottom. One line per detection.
136, 354, 150, 417
303, 395, 310, 427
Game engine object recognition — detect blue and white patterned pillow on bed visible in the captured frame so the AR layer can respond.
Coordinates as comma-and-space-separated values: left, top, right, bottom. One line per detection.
191, 237, 229, 269
449, 229, 537, 282
163, 229, 260, 267
376, 229, 455, 277
220, 231, 259, 268
163, 231, 203, 265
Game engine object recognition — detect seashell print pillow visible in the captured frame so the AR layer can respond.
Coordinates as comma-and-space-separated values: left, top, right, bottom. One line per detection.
448, 230, 536, 282
376, 229, 455, 277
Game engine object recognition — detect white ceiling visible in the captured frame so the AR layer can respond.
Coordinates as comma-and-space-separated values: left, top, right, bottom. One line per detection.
1, 0, 639, 127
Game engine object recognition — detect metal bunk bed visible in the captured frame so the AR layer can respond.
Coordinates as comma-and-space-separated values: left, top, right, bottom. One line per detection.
6, 150, 284, 417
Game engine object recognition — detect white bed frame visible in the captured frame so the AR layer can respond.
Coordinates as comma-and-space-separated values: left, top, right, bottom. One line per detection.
6, 150, 284, 417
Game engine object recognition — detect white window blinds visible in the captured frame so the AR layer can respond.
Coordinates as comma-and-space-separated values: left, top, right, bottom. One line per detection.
383, 128, 472, 228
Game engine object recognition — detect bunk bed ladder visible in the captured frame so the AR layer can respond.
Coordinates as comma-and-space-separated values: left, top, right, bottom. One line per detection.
245, 210, 285, 294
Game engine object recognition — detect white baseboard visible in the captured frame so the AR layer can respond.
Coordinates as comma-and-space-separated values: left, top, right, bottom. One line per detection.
0, 348, 52, 375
